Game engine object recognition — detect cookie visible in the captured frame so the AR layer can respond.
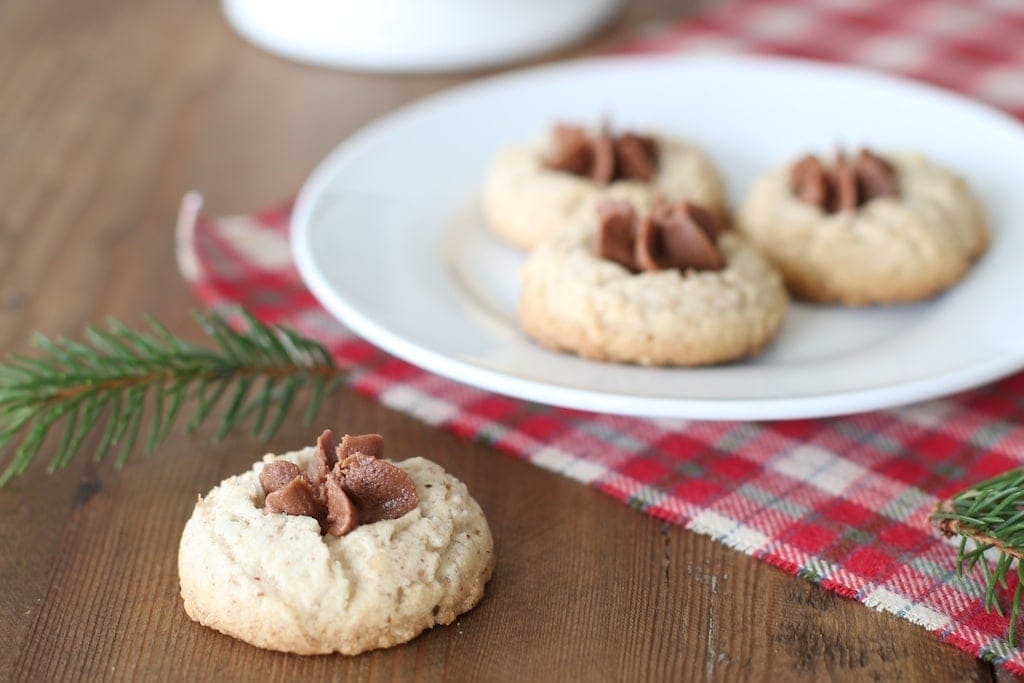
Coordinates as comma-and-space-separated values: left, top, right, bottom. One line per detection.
736, 149, 989, 305
483, 124, 727, 249
518, 199, 788, 366
178, 440, 494, 655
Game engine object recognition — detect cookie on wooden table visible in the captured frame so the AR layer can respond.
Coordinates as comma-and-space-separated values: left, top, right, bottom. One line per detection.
736, 149, 989, 305
518, 197, 788, 366
178, 430, 494, 655
483, 122, 727, 249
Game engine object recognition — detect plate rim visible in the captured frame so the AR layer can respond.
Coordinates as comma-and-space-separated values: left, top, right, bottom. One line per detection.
291, 52, 1024, 420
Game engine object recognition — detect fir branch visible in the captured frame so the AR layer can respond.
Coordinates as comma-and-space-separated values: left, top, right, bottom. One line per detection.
0, 310, 341, 486
932, 468, 1024, 645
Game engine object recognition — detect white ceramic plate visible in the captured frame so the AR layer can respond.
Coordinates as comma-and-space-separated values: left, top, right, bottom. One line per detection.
292, 54, 1024, 420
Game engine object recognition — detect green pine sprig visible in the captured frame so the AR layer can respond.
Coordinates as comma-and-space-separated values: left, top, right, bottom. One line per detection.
0, 310, 342, 486
932, 468, 1024, 646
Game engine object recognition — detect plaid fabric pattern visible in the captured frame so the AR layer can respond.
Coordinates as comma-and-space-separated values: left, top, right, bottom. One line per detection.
176, 0, 1024, 673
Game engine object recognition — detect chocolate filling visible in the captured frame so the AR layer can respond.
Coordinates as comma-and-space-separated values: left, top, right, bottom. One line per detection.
595, 199, 723, 273
790, 148, 898, 213
545, 123, 658, 184
265, 476, 323, 520
259, 430, 419, 537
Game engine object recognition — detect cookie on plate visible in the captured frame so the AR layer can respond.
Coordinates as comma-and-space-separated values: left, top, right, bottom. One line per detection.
736, 148, 989, 305
518, 197, 788, 366
483, 122, 727, 249
179, 430, 494, 655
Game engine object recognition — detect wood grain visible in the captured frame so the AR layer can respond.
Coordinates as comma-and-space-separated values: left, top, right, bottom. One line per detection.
0, 0, 1004, 680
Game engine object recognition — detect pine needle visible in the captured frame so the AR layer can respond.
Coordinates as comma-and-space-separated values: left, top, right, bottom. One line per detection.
932, 468, 1024, 645
0, 310, 340, 486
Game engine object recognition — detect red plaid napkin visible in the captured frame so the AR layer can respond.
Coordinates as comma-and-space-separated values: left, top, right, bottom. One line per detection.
177, 0, 1024, 673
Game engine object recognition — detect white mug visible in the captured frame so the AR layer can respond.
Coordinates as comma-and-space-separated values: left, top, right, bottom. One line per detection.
222, 0, 625, 74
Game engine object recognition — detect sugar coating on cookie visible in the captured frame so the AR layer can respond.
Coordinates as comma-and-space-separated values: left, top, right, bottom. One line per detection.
518, 207, 788, 366
483, 130, 726, 249
179, 448, 494, 655
737, 152, 989, 305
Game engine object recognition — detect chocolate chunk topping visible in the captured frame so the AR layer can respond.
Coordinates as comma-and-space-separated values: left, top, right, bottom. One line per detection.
265, 476, 325, 519
790, 156, 830, 207
636, 202, 723, 272
590, 128, 616, 184
337, 433, 384, 460
339, 453, 419, 525
595, 199, 723, 273
684, 202, 722, 241
595, 200, 638, 270
614, 133, 658, 182
545, 123, 658, 184
259, 460, 304, 495
546, 124, 593, 177
260, 431, 417, 537
790, 148, 898, 213
856, 149, 898, 200
308, 429, 335, 484
324, 473, 359, 537
832, 157, 860, 213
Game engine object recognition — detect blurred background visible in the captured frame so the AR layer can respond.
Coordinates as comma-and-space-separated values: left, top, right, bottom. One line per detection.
0, 0, 726, 363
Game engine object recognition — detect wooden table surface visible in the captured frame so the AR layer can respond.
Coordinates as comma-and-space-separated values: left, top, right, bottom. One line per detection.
0, 1, 1012, 680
